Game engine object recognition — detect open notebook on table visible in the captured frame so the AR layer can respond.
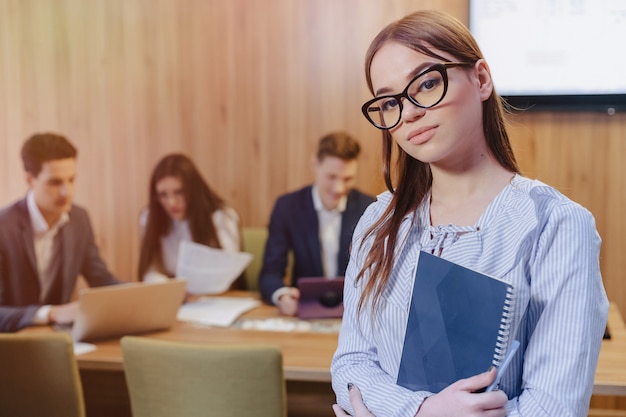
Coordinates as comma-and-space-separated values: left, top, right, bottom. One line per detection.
177, 296, 261, 327
397, 251, 515, 393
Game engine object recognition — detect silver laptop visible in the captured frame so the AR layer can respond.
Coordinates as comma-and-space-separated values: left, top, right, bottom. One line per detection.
71, 280, 186, 342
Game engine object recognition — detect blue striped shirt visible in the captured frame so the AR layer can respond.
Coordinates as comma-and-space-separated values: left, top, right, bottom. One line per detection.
331, 175, 608, 417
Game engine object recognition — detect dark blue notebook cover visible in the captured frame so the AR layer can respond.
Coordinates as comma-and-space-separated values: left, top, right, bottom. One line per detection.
397, 251, 514, 393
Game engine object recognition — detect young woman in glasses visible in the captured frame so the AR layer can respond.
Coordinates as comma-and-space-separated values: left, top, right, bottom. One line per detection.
331, 10, 607, 417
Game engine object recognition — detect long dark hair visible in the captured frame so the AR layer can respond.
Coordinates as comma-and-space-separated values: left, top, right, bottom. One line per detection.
138, 153, 228, 279
357, 10, 519, 314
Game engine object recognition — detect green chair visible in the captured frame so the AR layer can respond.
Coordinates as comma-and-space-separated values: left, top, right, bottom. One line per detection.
121, 336, 286, 417
0, 332, 86, 417
241, 226, 268, 290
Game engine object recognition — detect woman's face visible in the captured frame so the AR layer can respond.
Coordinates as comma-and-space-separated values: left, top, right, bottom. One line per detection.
155, 176, 187, 221
368, 41, 492, 171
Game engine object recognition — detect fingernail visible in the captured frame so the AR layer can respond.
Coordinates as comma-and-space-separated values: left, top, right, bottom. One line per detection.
347, 382, 354, 391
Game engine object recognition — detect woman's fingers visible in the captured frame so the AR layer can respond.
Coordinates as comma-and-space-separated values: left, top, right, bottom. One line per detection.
348, 384, 376, 417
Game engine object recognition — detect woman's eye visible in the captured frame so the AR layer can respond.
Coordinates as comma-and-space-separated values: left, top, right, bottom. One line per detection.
381, 98, 399, 112
420, 77, 441, 92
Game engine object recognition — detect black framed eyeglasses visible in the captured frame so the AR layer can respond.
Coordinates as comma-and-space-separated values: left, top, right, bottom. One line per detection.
361, 62, 474, 130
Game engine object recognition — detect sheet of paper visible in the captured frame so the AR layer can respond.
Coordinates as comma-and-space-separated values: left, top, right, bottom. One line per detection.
73, 342, 97, 355
176, 241, 253, 294
177, 296, 261, 327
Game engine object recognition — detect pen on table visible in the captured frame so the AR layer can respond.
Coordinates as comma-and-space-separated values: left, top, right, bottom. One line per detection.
486, 340, 520, 392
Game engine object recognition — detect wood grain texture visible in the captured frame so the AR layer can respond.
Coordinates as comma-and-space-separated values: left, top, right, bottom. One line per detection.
1, 0, 624, 332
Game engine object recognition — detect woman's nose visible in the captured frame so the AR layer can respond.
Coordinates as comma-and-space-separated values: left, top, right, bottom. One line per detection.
400, 97, 426, 123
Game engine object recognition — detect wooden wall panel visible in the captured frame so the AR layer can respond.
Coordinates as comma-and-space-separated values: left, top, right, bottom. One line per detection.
1, 0, 625, 325
507, 112, 626, 318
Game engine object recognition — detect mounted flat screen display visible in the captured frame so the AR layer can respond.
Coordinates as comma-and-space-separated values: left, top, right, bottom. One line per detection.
469, 0, 626, 113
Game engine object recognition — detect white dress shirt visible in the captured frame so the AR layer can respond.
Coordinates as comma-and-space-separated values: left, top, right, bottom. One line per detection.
27, 191, 69, 323
312, 185, 347, 278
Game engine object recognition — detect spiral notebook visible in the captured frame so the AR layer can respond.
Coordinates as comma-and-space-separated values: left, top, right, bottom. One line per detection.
397, 251, 514, 393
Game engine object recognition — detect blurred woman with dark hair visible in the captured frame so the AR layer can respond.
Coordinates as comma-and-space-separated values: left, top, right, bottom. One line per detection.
138, 153, 244, 288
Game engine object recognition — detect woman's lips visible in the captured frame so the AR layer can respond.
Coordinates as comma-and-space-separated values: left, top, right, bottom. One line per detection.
169, 209, 184, 218
407, 125, 437, 145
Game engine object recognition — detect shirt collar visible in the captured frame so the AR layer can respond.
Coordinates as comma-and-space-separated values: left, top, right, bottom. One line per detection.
312, 185, 347, 213
26, 191, 70, 235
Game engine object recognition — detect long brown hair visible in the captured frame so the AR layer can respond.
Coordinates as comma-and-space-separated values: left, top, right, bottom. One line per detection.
357, 10, 519, 314
138, 153, 228, 279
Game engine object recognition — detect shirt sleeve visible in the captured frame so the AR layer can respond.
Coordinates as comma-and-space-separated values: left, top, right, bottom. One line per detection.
505, 202, 608, 417
33, 305, 52, 325
143, 270, 170, 283
258, 199, 292, 303
330, 205, 428, 417
213, 207, 241, 253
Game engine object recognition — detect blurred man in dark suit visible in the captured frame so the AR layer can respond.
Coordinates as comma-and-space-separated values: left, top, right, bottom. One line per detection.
0, 133, 119, 332
259, 132, 375, 316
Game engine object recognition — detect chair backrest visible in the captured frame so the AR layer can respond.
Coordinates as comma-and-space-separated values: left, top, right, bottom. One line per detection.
0, 332, 85, 417
241, 227, 268, 290
121, 336, 286, 417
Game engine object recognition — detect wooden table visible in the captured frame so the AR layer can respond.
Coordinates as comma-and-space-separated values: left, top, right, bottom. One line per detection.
590, 302, 626, 416
73, 294, 340, 417
76, 301, 339, 382
75, 297, 626, 391
26, 296, 626, 416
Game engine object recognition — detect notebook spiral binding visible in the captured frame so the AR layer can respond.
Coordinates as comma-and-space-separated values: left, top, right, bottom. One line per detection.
492, 286, 515, 366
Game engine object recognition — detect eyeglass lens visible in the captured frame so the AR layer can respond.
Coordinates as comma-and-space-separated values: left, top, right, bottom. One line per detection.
365, 67, 446, 129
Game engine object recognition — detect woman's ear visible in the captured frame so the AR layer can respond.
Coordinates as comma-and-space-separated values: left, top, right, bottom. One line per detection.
473, 59, 494, 102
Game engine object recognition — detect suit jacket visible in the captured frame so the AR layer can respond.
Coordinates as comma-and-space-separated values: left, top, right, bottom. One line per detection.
0, 198, 119, 332
259, 186, 375, 303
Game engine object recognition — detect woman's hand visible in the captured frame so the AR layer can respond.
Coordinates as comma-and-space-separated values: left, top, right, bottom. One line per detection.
416, 367, 508, 417
332, 384, 375, 417
332, 369, 506, 417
